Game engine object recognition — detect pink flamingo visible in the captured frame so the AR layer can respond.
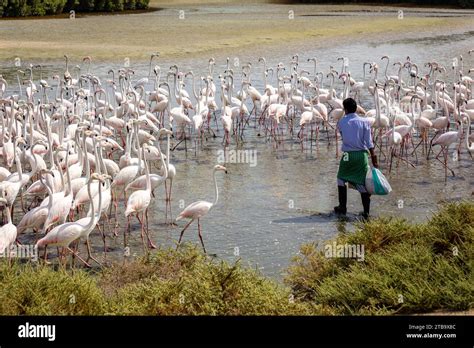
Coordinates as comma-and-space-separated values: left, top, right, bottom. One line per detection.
17, 169, 54, 237
432, 118, 464, 180
36, 173, 104, 267
124, 128, 172, 250
0, 196, 17, 264
43, 144, 73, 232
176, 165, 227, 253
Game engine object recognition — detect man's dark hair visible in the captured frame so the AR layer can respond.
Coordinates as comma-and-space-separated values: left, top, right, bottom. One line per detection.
343, 98, 357, 114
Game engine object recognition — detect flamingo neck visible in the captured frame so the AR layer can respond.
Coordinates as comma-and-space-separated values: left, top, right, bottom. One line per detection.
213, 169, 219, 207
134, 124, 142, 173
144, 148, 151, 193
83, 133, 91, 179
39, 172, 54, 209
95, 178, 103, 222
64, 148, 72, 196
55, 152, 65, 190
15, 150, 23, 181
6, 205, 12, 225
75, 131, 83, 166
166, 134, 170, 167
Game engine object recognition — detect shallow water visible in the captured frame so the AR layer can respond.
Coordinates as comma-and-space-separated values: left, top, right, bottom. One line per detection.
2, 8, 474, 278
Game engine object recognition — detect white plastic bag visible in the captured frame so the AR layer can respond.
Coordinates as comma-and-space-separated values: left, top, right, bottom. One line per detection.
365, 167, 392, 195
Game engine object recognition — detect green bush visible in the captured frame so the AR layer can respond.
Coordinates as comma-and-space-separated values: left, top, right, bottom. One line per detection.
66, 0, 148, 12
285, 201, 474, 315
458, 0, 474, 7
0, 246, 320, 315
105, 246, 319, 315
0, 0, 66, 16
0, 262, 106, 315
0, 0, 149, 17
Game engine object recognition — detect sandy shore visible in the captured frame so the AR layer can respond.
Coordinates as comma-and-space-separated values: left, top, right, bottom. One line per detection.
0, 1, 473, 63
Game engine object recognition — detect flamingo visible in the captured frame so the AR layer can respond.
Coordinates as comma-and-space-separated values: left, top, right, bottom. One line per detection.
465, 115, 474, 154
163, 131, 176, 223
43, 144, 73, 232
0, 137, 28, 216
176, 165, 227, 253
432, 118, 464, 180
125, 128, 171, 195
17, 169, 54, 237
124, 144, 158, 250
0, 196, 17, 263
36, 173, 104, 267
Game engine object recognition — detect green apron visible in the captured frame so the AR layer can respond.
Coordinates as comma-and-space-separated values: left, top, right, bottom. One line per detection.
337, 150, 369, 186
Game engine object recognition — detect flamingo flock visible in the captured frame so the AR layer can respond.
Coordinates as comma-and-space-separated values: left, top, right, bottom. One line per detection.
0, 50, 472, 267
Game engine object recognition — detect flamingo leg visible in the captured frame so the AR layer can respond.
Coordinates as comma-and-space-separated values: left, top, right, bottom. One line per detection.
444, 146, 448, 181
124, 216, 131, 248
86, 237, 102, 266
71, 239, 79, 268
144, 209, 157, 249
60, 247, 67, 268
176, 219, 194, 249
139, 225, 147, 253
435, 146, 455, 179
197, 218, 207, 254
96, 222, 107, 256
66, 247, 92, 268
168, 179, 173, 223
137, 213, 147, 253
42, 245, 49, 264
164, 180, 169, 221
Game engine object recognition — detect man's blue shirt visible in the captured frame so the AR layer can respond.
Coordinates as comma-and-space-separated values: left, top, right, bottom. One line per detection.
337, 112, 374, 152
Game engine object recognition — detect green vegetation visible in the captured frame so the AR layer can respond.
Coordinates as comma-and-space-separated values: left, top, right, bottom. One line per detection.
0, 262, 106, 315
0, 246, 320, 315
104, 248, 318, 315
0, 0, 150, 17
0, 202, 471, 315
65, 0, 150, 12
0, 0, 67, 17
285, 201, 474, 315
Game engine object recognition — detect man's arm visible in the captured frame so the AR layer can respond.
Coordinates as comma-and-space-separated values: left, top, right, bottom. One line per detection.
369, 147, 378, 168
365, 122, 378, 168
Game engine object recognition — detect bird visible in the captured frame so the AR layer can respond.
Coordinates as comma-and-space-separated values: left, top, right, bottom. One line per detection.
175, 165, 227, 253
465, 115, 474, 154
17, 169, 54, 237
36, 173, 104, 267
0, 196, 17, 263
432, 119, 463, 179
124, 128, 172, 250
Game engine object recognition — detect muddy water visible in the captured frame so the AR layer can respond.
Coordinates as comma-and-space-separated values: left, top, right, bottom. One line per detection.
2, 11, 474, 278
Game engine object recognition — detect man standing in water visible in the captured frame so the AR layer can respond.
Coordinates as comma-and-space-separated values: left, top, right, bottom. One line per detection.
334, 98, 378, 219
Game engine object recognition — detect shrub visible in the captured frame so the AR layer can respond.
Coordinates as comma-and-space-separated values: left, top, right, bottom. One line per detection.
105, 246, 319, 315
285, 201, 474, 315
0, 0, 149, 17
0, 246, 320, 315
0, 262, 106, 315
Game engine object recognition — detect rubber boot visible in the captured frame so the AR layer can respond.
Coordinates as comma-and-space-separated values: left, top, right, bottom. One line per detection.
360, 192, 371, 220
334, 185, 347, 215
